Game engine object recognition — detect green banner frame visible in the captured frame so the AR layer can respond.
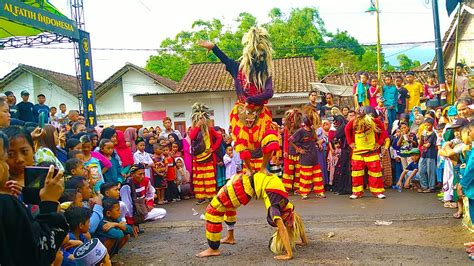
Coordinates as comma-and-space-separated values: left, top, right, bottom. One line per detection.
0, 0, 79, 40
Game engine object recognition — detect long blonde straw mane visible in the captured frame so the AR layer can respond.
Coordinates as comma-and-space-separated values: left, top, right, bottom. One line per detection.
239, 27, 273, 90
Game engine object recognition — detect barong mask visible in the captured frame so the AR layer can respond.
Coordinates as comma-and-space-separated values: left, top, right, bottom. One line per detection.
238, 104, 263, 128
192, 103, 211, 134
239, 27, 273, 91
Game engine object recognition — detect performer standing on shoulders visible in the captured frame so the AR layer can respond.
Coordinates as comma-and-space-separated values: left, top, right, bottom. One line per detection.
198, 27, 279, 175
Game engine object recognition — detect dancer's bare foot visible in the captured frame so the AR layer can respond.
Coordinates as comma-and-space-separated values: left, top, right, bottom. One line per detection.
196, 248, 221, 258
274, 254, 292, 260
220, 235, 236, 245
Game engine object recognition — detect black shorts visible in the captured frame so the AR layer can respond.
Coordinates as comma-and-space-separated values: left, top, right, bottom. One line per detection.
154, 174, 167, 188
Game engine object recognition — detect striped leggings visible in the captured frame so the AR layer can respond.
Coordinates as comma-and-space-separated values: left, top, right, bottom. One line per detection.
282, 155, 300, 192
193, 161, 217, 199
351, 153, 384, 196
298, 164, 324, 196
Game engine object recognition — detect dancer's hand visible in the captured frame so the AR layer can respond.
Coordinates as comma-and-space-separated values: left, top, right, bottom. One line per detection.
197, 40, 215, 50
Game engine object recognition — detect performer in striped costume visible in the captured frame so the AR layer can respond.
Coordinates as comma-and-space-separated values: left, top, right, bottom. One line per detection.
282, 109, 302, 193
289, 108, 324, 200
190, 103, 222, 204
344, 106, 388, 199
196, 172, 307, 260
198, 27, 279, 176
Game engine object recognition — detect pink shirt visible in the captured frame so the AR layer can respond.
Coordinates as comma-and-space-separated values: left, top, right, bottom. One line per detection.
368, 86, 379, 108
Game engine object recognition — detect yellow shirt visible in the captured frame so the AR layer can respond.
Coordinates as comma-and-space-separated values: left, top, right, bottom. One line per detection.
405, 82, 424, 110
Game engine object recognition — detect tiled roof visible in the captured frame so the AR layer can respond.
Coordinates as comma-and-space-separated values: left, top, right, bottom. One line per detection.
0, 64, 101, 97
95, 63, 177, 98
322, 69, 454, 86
175, 56, 317, 94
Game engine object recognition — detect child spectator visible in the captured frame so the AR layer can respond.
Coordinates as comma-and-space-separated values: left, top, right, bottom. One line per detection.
175, 157, 191, 199
99, 139, 122, 184
62, 207, 91, 265
368, 77, 380, 108
65, 158, 87, 181
68, 150, 85, 161
152, 144, 167, 204
382, 75, 398, 133
133, 138, 154, 179
163, 145, 179, 202
223, 145, 237, 181
353, 72, 370, 108
396, 148, 421, 189
171, 142, 183, 158
65, 176, 104, 235
145, 135, 156, 154
424, 74, 440, 109
375, 97, 389, 130
100, 182, 127, 221
80, 135, 106, 193
395, 76, 409, 115
49, 106, 59, 128
418, 118, 437, 193
405, 71, 424, 111
72, 239, 111, 266
96, 198, 134, 254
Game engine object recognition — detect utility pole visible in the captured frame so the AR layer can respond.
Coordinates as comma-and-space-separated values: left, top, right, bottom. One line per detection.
375, 0, 382, 81
432, 0, 446, 85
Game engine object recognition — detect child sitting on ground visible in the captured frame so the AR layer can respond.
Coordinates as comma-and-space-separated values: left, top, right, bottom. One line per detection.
62, 207, 92, 265
396, 148, 421, 189
152, 144, 167, 204
175, 157, 191, 199
96, 198, 135, 255
100, 182, 127, 221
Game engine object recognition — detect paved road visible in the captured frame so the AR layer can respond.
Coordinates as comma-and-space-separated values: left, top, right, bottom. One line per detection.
115, 189, 473, 265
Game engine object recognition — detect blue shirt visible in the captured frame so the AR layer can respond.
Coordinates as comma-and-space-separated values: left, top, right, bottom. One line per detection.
383, 85, 399, 110
16, 101, 35, 122
406, 161, 419, 171
460, 142, 474, 199
33, 104, 50, 123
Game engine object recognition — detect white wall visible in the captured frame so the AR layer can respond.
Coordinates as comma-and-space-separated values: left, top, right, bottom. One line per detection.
122, 70, 174, 113
136, 92, 236, 130
96, 83, 125, 115
2, 72, 79, 110
95, 69, 175, 115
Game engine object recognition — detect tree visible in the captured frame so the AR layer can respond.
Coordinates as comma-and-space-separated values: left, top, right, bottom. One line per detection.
316, 48, 359, 78
357, 46, 393, 73
397, 54, 421, 71
325, 30, 364, 57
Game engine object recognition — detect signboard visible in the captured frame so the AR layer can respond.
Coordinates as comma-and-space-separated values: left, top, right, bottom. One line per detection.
78, 30, 97, 127
0, 0, 79, 40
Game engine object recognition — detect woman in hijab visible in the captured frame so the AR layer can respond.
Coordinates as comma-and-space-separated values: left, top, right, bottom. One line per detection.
168, 133, 182, 151
99, 127, 117, 145
138, 127, 149, 139
115, 130, 134, 176
145, 135, 156, 154
331, 115, 352, 195
124, 127, 138, 153
182, 127, 193, 186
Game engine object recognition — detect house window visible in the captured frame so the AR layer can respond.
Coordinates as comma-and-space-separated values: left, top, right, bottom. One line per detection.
173, 112, 185, 118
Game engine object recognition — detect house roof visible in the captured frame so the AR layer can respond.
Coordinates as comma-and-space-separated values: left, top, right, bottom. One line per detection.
95, 63, 178, 98
432, 3, 474, 68
167, 56, 317, 95
0, 64, 100, 97
322, 69, 454, 86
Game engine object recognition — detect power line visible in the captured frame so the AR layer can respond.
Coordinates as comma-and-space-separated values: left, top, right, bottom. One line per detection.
12, 38, 473, 53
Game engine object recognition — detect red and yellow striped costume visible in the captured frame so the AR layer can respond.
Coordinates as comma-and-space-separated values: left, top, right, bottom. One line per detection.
204, 173, 294, 250
344, 117, 388, 196
230, 103, 280, 161
298, 165, 324, 196
283, 128, 300, 192
190, 126, 222, 199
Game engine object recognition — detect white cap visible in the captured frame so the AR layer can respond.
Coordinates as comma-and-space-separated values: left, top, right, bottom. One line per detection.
73, 238, 107, 266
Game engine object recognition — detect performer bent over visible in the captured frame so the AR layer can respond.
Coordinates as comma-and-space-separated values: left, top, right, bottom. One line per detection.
283, 109, 302, 193
198, 27, 279, 175
196, 173, 308, 260
190, 103, 223, 204
344, 106, 388, 199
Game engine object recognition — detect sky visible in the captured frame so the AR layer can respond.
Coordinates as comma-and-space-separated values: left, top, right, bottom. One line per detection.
0, 0, 454, 81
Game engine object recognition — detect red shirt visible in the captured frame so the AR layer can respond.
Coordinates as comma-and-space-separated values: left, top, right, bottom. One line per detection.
165, 156, 176, 181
